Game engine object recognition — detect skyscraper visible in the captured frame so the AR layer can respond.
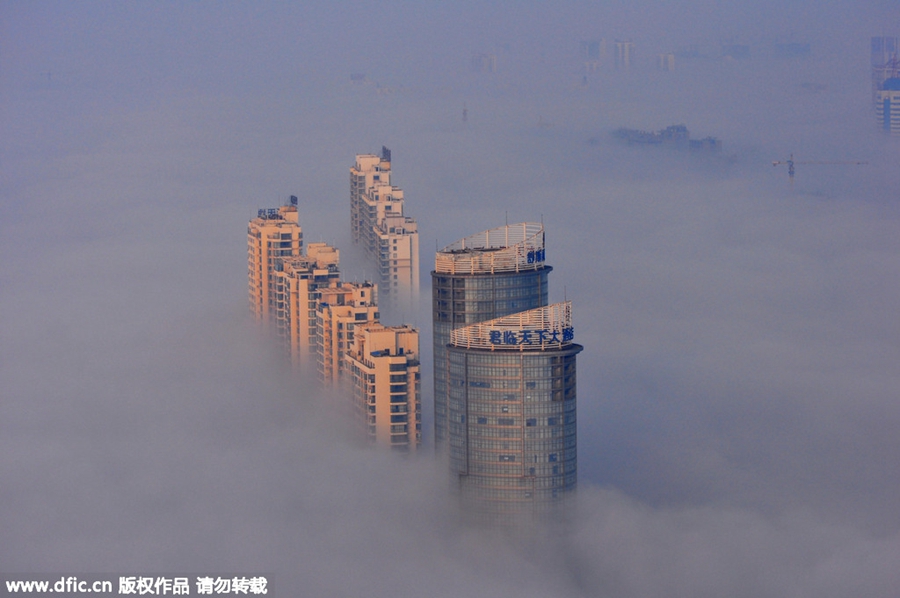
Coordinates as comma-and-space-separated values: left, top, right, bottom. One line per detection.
248, 202, 303, 322
350, 149, 419, 314
316, 282, 379, 384
446, 302, 582, 522
614, 39, 634, 70
432, 223, 551, 451
871, 36, 899, 103
345, 323, 422, 451
876, 78, 900, 135
350, 150, 391, 247
274, 243, 340, 369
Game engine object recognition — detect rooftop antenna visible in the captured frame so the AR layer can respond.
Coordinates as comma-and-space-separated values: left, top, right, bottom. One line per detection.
462, 103, 468, 124
773, 153, 867, 186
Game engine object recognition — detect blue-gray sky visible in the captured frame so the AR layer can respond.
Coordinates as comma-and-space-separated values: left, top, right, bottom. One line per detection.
2, 2, 900, 597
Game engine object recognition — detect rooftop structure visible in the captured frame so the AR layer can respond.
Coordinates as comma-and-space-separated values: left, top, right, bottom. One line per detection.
434, 222, 546, 276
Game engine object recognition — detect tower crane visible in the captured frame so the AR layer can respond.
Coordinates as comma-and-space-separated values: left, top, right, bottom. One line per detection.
772, 153, 868, 184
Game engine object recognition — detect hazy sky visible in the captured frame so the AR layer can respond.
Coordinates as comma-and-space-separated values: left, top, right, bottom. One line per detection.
2, 2, 900, 597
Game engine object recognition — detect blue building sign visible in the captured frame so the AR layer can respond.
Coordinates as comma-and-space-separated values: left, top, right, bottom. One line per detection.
489, 327, 574, 346
526, 249, 546, 264
257, 208, 283, 220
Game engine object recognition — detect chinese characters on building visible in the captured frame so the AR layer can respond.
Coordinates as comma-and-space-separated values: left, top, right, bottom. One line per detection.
488, 327, 574, 346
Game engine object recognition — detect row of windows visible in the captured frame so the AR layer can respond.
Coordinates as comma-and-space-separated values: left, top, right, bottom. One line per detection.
467, 439, 523, 452
460, 486, 569, 502
432, 271, 548, 289
523, 426, 577, 441
465, 468, 575, 486
450, 390, 573, 407
467, 426, 522, 439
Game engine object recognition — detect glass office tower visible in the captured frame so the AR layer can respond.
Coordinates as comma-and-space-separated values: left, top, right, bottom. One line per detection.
446, 302, 582, 522
432, 223, 551, 450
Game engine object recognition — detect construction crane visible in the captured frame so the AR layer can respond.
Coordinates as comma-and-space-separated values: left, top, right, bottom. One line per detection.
772, 153, 868, 184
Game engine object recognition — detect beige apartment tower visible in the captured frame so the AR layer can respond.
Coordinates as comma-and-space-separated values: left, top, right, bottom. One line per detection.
248, 202, 303, 322
345, 323, 421, 451
350, 148, 419, 315
316, 282, 379, 385
273, 243, 340, 368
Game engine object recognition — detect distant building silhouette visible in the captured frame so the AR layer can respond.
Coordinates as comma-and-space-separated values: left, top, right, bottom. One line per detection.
580, 39, 606, 72
614, 40, 634, 70
657, 53, 675, 71
471, 53, 497, 73
876, 77, 900, 135
774, 42, 810, 58
721, 44, 750, 60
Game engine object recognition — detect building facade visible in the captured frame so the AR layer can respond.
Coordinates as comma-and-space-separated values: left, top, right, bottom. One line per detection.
432, 223, 551, 451
350, 149, 419, 314
446, 303, 582, 523
872, 36, 899, 102
274, 243, 340, 368
248, 203, 303, 322
876, 78, 900, 135
614, 39, 634, 70
350, 150, 392, 247
316, 282, 379, 385
345, 323, 422, 451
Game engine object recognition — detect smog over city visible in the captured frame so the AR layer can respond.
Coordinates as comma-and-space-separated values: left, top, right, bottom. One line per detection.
2, 2, 900, 596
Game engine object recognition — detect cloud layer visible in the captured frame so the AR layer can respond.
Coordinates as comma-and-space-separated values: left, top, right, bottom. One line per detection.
2, 3, 899, 596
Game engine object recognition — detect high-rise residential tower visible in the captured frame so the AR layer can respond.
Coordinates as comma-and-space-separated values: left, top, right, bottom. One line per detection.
345, 323, 422, 451
316, 282, 379, 385
248, 202, 303, 322
351, 150, 392, 247
445, 302, 582, 522
274, 243, 340, 368
350, 149, 419, 314
872, 36, 900, 101
432, 224, 551, 451
614, 39, 634, 70
876, 77, 900, 135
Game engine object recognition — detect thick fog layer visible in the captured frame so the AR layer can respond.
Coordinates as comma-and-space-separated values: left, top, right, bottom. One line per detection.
2, 3, 899, 597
